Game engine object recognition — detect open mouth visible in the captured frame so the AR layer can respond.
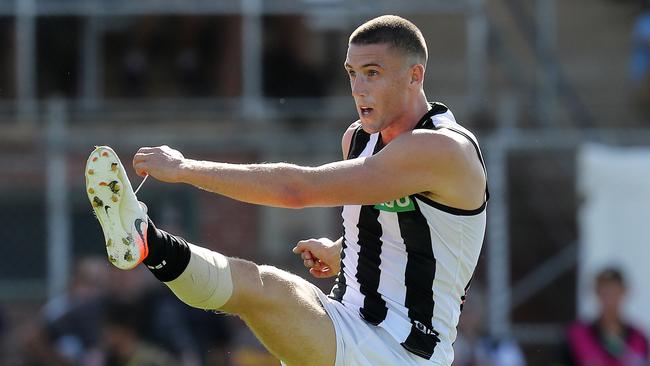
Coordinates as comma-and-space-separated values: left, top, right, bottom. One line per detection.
360, 107, 374, 117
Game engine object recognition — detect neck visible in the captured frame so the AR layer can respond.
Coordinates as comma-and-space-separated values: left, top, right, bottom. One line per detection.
380, 92, 429, 144
599, 313, 623, 335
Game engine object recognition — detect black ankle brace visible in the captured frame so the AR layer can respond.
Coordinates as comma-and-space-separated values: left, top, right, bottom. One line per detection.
143, 218, 191, 282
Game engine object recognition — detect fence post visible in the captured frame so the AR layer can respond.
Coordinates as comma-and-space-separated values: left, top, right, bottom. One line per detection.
486, 94, 517, 338
16, 0, 37, 123
46, 98, 71, 299
241, 0, 265, 120
467, 0, 488, 116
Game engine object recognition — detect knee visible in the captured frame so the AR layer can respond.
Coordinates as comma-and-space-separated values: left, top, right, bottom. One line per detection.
250, 264, 301, 307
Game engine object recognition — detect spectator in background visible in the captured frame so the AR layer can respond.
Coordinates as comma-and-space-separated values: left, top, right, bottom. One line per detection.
23, 257, 109, 366
102, 299, 176, 366
561, 267, 649, 366
453, 286, 526, 366
104, 260, 208, 366
185, 309, 233, 365
138, 276, 233, 366
139, 203, 233, 366
23, 255, 230, 366
630, 0, 650, 103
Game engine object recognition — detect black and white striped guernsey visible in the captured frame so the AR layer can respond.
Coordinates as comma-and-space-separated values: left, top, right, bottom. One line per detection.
330, 103, 487, 364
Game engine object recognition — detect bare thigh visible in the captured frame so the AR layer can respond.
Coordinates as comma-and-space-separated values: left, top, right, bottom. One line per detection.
220, 259, 336, 366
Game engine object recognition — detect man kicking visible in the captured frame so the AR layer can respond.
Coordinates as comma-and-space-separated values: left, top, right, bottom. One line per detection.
85, 15, 487, 366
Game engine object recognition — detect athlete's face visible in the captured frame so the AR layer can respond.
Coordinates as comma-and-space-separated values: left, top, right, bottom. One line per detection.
345, 43, 414, 134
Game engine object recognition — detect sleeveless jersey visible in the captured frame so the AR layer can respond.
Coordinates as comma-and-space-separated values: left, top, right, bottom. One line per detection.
330, 102, 487, 364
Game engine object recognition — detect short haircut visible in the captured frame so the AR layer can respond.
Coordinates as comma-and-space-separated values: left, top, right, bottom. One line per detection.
349, 15, 428, 67
595, 267, 626, 288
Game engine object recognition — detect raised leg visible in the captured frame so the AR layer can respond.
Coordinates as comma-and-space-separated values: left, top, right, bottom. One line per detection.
145, 223, 336, 366
221, 260, 336, 366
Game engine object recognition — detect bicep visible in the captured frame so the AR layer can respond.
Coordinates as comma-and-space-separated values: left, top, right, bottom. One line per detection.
304, 133, 458, 206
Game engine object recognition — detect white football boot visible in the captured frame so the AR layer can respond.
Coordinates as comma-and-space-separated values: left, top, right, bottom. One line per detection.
85, 146, 148, 269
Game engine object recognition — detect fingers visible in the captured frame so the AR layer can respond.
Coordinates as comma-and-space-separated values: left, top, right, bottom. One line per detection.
311, 260, 328, 272
133, 158, 149, 177
301, 251, 315, 268
294, 239, 319, 267
300, 251, 313, 261
133, 147, 153, 177
294, 239, 338, 278
293, 243, 318, 268
133, 147, 164, 177
301, 251, 329, 271
293, 239, 319, 254
292, 240, 308, 253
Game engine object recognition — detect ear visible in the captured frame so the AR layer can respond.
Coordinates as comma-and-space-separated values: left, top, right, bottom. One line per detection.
409, 64, 425, 87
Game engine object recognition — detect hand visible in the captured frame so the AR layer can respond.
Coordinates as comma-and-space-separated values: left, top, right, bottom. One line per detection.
133, 145, 186, 183
292, 238, 342, 278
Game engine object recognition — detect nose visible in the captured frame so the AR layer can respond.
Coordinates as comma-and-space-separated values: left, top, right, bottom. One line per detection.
351, 77, 368, 98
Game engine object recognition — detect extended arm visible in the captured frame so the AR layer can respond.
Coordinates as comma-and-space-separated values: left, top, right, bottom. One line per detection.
133, 128, 476, 209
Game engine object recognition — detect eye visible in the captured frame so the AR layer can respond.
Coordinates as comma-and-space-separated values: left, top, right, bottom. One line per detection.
367, 70, 379, 77
347, 70, 356, 78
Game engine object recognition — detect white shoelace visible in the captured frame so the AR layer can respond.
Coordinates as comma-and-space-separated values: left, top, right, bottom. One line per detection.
134, 174, 149, 195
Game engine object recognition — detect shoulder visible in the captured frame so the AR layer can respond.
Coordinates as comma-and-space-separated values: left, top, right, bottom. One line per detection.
390, 128, 468, 159
627, 324, 650, 343
341, 121, 362, 159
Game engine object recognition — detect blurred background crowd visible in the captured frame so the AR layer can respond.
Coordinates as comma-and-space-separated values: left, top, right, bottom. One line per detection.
2, 0, 650, 365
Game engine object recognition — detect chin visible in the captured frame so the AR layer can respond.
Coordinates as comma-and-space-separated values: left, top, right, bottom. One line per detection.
359, 119, 382, 134
360, 124, 379, 134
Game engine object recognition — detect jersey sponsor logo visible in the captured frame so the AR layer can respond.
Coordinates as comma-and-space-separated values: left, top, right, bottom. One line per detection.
374, 196, 416, 212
